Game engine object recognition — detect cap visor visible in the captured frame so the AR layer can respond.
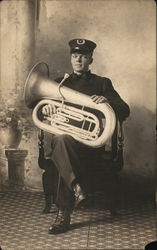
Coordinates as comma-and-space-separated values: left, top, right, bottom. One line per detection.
70, 49, 91, 54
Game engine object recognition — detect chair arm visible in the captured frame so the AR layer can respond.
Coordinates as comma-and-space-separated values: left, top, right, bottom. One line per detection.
38, 130, 47, 169
112, 120, 124, 171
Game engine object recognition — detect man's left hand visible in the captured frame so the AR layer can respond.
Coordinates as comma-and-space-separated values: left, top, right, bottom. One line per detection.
91, 95, 108, 104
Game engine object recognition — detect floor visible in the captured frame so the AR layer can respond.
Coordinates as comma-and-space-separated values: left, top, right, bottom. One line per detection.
0, 190, 156, 250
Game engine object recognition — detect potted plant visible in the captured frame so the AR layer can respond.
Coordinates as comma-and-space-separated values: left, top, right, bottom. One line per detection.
0, 105, 22, 149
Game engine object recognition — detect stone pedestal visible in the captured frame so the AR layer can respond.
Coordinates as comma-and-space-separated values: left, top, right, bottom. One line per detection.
5, 149, 28, 189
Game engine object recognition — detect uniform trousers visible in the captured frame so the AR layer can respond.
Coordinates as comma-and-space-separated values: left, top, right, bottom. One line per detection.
49, 134, 103, 211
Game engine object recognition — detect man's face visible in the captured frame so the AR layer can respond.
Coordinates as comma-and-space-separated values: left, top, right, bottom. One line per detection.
71, 52, 93, 74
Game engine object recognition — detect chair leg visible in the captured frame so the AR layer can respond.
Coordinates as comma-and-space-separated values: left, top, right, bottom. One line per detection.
109, 174, 121, 216
109, 197, 119, 216
42, 193, 53, 214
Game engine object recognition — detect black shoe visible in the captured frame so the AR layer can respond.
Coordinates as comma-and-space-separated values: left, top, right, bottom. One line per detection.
73, 183, 86, 208
48, 209, 71, 234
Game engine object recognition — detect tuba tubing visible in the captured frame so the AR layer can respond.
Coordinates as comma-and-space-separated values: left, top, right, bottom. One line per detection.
24, 62, 116, 148
32, 99, 116, 148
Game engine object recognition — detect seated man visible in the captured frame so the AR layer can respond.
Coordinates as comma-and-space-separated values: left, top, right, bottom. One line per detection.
42, 38, 130, 234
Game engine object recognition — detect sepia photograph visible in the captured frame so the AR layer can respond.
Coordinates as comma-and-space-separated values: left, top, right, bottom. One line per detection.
0, 0, 156, 249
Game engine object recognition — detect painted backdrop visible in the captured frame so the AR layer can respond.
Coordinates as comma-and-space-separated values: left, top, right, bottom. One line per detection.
0, 0, 156, 191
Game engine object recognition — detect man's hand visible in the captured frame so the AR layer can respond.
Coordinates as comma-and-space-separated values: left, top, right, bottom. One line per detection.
42, 104, 56, 117
91, 95, 108, 104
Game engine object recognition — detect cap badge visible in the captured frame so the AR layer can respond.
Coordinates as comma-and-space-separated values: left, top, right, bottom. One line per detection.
77, 39, 85, 45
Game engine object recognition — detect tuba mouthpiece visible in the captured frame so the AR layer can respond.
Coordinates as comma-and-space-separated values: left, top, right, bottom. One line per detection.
64, 73, 70, 80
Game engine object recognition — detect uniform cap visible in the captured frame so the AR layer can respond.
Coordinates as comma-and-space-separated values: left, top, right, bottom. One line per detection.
69, 39, 96, 54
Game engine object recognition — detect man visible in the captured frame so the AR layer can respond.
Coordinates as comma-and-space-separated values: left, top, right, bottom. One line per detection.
42, 38, 130, 234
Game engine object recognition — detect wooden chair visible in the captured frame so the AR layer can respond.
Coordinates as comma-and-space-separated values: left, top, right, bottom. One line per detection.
38, 120, 124, 215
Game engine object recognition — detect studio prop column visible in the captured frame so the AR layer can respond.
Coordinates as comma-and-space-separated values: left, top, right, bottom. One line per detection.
5, 149, 28, 189
0, 1, 36, 187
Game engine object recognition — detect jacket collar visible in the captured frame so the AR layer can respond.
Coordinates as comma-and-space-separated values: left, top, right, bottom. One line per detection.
70, 70, 92, 80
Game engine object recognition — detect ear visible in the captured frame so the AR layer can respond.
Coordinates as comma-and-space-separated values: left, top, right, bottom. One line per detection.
89, 57, 93, 65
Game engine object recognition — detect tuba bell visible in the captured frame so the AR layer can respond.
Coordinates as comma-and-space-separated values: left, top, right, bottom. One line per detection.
24, 62, 116, 148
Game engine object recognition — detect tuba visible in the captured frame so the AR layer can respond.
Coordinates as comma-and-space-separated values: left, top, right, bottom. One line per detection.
24, 62, 116, 148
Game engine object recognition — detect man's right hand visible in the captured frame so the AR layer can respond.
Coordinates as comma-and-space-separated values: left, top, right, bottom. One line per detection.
42, 104, 56, 117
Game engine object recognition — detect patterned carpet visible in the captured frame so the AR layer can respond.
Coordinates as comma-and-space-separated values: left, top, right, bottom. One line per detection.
0, 191, 156, 250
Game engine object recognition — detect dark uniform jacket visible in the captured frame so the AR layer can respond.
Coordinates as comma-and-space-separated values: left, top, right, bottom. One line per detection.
40, 71, 130, 209
55, 71, 130, 122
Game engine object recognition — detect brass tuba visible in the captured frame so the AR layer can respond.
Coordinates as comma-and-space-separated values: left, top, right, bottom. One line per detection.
24, 62, 116, 148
